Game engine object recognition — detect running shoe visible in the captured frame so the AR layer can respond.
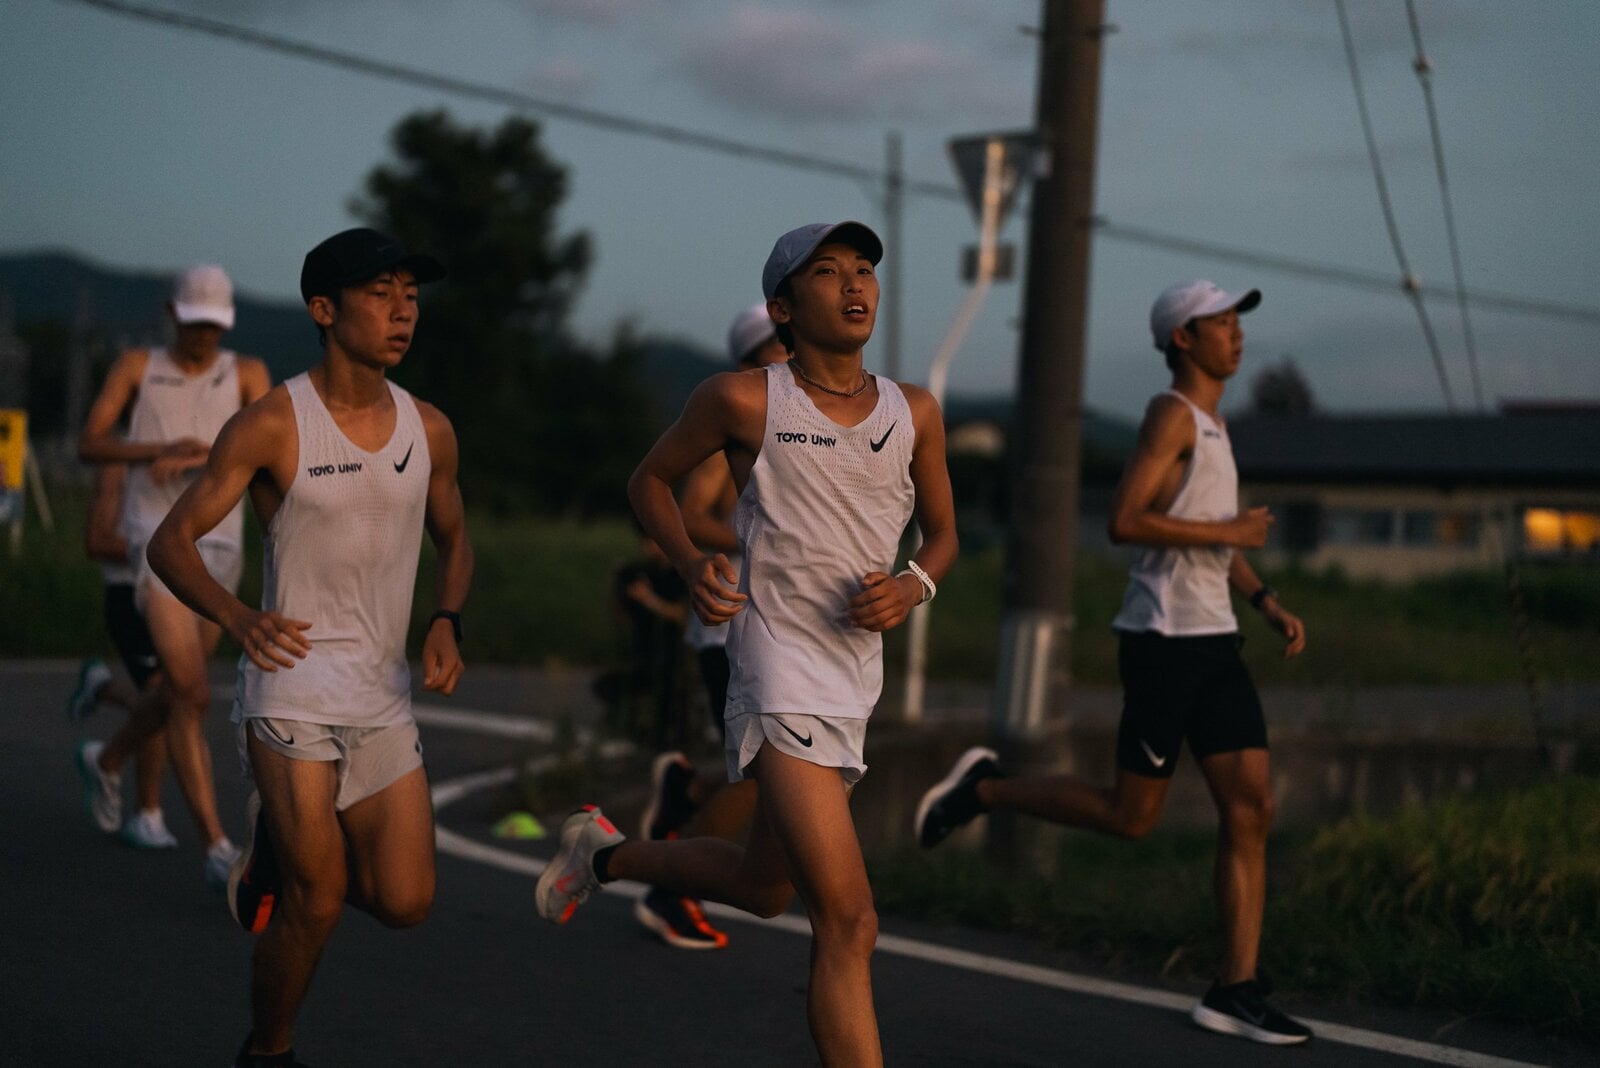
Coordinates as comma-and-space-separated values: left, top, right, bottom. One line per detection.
122, 809, 179, 850
635, 887, 729, 950
640, 751, 697, 841
914, 746, 1001, 849
75, 739, 122, 833
536, 805, 625, 924
67, 658, 112, 722
205, 838, 241, 894
234, 1033, 310, 1067
1191, 978, 1313, 1045
229, 792, 280, 934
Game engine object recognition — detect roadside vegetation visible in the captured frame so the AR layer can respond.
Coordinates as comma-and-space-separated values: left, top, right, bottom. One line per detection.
870, 776, 1600, 1035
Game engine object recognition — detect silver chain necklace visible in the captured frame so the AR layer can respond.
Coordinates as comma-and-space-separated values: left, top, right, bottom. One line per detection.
791, 359, 870, 398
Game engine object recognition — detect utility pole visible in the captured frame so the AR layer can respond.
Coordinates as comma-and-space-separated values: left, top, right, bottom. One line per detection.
991, 0, 1106, 762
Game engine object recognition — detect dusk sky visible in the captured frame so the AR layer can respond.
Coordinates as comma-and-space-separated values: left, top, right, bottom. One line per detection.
3, 0, 1597, 421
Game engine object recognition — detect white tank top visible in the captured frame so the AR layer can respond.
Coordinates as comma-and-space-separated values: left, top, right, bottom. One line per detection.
121, 348, 246, 552
234, 373, 431, 727
1112, 390, 1239, 636
724, 364, 916, 720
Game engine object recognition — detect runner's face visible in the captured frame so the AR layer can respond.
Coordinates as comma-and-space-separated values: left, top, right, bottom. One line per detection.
776, 241, 877, 353
171, 321, 225, 361
1177, 307, 1243, 380
328, 269, 419, 367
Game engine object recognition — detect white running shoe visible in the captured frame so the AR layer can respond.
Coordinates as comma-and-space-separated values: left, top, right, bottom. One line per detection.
535, 805, 625, 924
76, 739, 122, 833
67, 659, 113, 722
205, 838, 241, 892
123, 809, 179, 850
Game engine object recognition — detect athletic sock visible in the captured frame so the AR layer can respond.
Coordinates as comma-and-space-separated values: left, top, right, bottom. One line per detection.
593, 844, 619, 883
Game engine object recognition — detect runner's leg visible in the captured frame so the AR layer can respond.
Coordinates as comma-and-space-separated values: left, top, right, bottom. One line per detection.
1197, 747, 1273, 984
979, 768, 1171, 840
339, 765, 435, 928
143, 590, 227, 846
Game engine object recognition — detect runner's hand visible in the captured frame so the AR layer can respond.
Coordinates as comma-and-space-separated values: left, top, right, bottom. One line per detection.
1229, 506, 1274, 549
1263, 600, 1306, 659
422, 621, 464, 695
688, 553, 746, 625
228, 608, 312, 672
150, 439, 210, 485
848, 571, 920, 632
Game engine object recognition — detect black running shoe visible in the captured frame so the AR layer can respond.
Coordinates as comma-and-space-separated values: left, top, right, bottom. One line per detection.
234, 1033, 310, 1066
634, 887, 729, 950
914, 746, 1001, 849
228, 791, 280, 935
1191, 978, 1313, 1045
640, 752, 697, 841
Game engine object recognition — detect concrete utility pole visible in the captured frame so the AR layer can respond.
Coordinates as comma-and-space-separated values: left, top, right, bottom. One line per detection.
991, 0, 1106, 753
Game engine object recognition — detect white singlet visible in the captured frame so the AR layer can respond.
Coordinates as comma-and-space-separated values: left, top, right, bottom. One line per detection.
121, 348, 246, 553
234, 373, 431, 728
1112, 390, 1239, 636
723, 364, 916, 721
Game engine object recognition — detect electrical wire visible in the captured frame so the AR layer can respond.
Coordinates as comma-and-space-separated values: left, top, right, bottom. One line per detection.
1405, 0, 1485, 412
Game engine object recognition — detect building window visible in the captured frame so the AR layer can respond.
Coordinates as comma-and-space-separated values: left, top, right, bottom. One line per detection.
1402, 510, 1480, 547
1524, 508, 1600, 555
1323, 509, 1394, 546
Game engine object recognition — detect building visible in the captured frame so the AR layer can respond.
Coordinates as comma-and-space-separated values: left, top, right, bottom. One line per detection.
1233, 405, 1600, 579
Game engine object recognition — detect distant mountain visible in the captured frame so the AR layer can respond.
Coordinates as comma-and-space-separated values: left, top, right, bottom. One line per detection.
0, 249, 318, 382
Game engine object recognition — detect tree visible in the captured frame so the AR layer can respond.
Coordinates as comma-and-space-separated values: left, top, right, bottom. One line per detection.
352, 110, 658, 514
1249, 356, 1315, 416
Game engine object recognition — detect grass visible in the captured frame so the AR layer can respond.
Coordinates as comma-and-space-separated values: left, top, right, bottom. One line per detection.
869, 777, 1600, 1034
5, 484, 1597, 686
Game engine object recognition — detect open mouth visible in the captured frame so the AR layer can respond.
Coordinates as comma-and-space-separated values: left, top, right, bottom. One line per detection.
843, 303, 869, 322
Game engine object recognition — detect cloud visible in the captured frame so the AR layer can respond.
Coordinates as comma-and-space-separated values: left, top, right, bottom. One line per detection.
674, 7, 1021, 124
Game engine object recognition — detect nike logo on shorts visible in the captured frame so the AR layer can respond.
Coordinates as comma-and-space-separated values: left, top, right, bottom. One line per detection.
776, 719, 814, 748
870, 421, 897, 453
260, 719, 295, 747
1138, 739, 1167, 768
394, 442, 415, 473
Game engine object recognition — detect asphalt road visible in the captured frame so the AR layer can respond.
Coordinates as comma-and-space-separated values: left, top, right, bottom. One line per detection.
2, 660, 1591, 1067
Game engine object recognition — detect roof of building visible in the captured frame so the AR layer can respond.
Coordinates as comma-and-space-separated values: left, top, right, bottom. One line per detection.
1231, 410, 1600, 487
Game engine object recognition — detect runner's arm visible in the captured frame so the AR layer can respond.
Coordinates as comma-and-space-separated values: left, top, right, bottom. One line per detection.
420, 402, 472, 695
83, 464, 130, 564
78, 350, 206, 467
1108, 396, 1272, 550
237, 355, 273, 405
679, 453, 740, 553
1229, 552, 1305, 658
147, 397, 313, 670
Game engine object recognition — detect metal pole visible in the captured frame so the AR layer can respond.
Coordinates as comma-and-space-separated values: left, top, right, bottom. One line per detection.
883, 131, 904, 382
904, 137, 1008, 723
992, 0, 1105, 746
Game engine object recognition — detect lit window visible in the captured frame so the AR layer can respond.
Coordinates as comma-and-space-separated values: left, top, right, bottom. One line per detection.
1523, 508, 1599, 554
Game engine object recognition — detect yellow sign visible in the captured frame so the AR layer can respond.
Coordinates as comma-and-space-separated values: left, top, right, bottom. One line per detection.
0, 409, 25, 492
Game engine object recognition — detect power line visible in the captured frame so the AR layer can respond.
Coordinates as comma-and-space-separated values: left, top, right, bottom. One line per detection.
1406, 0, 1485, 412
1335, 0, 1457, 412
56, 0, 1600, 329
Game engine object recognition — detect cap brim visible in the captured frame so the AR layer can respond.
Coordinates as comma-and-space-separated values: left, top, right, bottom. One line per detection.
336, 252, 447, 289
172, 303, 235, 329
818, 221, 883, 265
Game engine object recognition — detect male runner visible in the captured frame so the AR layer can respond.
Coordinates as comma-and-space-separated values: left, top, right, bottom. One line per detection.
77, 264, 271, 884
538, 222, 958, 1066
915, 280, 1312, 1045
144, 228, 472, 1068
69, 461, 175, 848
634, 302, 788, 951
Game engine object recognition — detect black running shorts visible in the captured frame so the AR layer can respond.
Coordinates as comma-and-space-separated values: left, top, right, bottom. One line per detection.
104, 583, 159, 689
1114, 630, 1267, 779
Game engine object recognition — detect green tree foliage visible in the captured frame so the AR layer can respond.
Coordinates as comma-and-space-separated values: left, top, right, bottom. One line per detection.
1249, 356, 1315, 415
352, 110, 657, 515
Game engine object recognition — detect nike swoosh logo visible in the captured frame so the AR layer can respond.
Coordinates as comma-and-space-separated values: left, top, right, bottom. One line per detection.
870, 421, 897, 453
394, 442, 414, 473
1138, 739, 1166, 768
775, 719, 814, 748
260, 720, 295, 747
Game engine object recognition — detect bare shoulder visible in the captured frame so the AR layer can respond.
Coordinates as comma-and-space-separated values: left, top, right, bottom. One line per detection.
109, 347, 151, 380
232, 383, 295, 436
894, 380, 942, 418
414, 397, 456, 438
1135, 393, 1195, 451
234, 353, 271, 379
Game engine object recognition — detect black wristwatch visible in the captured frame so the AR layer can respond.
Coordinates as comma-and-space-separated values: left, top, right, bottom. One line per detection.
429, 609, 464, 644
1249, 585, 1277, 611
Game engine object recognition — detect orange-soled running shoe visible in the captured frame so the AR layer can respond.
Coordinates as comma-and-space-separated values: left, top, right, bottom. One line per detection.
228, 791, 279, 934
635, 887, 729, 950
640, 752, 697, 841
536, 805, 626, 924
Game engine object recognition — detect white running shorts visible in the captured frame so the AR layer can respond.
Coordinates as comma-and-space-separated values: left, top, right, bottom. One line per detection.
725, 711, 868, 786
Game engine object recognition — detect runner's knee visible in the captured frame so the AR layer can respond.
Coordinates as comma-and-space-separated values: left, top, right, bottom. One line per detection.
811, 899, 878, 958
744, 882, 795, 919
369, 885, 433, 929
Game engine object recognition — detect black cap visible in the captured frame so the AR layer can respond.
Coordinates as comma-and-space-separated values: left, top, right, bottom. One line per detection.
300, 228, 446, 302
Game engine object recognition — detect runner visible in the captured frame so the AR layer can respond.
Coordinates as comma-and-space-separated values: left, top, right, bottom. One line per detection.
69, 461, 175, 849
143, 227, 472, 1068
915, 280, 1313, 1046
634, 302, 789, 951
77, 264, 271, 885
538, 221, 958, 1066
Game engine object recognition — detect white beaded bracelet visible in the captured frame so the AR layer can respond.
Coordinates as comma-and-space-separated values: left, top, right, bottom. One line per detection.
898, 560, 937, 605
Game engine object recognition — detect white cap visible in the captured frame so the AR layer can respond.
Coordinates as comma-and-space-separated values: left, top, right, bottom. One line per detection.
171, 264, 235, 330
1148, 279, 1259, 351
727, 302, 777, 363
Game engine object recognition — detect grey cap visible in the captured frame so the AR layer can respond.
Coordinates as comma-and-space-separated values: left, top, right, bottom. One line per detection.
761, 221, 884, 299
